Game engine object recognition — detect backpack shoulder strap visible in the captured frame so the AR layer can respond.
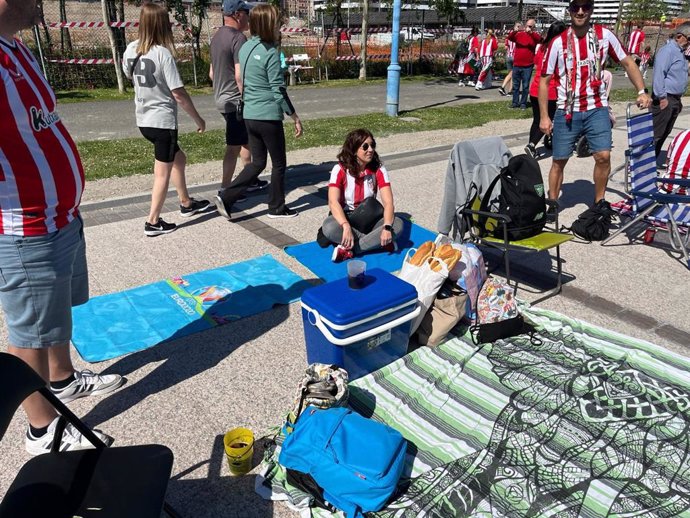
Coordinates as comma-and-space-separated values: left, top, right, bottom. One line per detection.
478, 171, 502, 214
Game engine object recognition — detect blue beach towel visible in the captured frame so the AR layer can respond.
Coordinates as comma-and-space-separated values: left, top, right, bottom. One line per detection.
284, 220, 436, 282
72, 255, 309, 362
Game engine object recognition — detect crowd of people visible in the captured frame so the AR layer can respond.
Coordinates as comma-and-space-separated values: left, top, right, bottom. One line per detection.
452, 0, 690, 210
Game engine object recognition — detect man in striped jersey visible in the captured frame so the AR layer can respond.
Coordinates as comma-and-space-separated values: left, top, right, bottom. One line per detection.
662, 129, 690, 195
0, 0, 124, 455
539, 0, 650, 210
628, 24, 645, 64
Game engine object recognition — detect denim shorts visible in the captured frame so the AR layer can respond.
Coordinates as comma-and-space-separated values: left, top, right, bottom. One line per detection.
552, 107, 613, 160
0, 216, 89, 349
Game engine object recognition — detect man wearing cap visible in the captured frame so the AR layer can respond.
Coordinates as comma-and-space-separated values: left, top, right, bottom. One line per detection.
539, 0, 651, 211
210, 0, 266, 199
651, 22, 690, 168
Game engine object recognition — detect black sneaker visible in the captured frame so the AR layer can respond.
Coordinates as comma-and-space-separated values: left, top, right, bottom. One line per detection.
594, 199, 616, 217
179, 198, 213, 217
214, 194, 232, 221
267, 206, 298, 219
246, 179, 268, 192
498, 86, 507, 96
524, 143, 538, 160
145, 218, 176, 237
546, 200, 559, 224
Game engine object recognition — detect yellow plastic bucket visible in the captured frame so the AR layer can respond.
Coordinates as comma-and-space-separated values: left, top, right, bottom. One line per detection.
224, 427, 254, 476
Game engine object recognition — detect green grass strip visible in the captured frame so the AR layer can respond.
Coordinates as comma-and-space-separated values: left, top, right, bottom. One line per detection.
78, 100, 531, 181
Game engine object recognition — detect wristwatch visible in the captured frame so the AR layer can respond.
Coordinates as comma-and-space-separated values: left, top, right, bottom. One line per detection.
638, 88, 648, 95
383, 224, 394, 232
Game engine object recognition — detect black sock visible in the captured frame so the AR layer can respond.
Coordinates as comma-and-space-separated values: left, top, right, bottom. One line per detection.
50, 373, 76, 390
29, 423, 50, 438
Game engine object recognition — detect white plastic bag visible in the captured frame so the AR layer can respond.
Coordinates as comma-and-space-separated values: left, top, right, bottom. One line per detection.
407, 256, 449, 334
398, 247, 422, 286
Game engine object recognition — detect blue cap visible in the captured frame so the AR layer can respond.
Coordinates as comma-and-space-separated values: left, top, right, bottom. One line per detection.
222, 0, 254, 14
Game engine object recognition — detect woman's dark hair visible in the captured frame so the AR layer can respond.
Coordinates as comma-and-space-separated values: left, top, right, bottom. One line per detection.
543, 21, 567, 48
337, 128, 381, 177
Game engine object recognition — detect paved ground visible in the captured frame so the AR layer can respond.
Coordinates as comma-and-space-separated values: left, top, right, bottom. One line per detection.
59, 71, 633, 142
1, 83, 689, 517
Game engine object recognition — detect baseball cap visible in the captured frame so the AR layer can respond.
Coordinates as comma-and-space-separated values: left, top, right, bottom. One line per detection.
222, 0, 254, 14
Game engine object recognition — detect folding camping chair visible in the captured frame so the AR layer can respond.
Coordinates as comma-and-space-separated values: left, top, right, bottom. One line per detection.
602, 111, 690, 269
609, 103, 648, 193
445, 138, 573, 302
0, 353, 181, 518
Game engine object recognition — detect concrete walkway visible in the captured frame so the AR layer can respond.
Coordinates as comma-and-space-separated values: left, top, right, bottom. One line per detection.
1, 98, 688, 517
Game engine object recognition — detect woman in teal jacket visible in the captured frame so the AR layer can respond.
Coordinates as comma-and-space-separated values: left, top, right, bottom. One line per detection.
215, 3, 303, 220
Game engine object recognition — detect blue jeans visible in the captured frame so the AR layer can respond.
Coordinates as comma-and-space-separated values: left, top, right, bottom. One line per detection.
512, 66, 533, 108
551, 108, 612, 160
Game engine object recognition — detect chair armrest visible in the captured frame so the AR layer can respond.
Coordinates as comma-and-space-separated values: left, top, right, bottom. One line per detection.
462, 207, 512, 224
658, 178, 690, 187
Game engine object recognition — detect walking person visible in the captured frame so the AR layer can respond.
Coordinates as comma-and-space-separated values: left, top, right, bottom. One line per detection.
539, 0, 650, 213
639, 45, 651, 80
0, 0, 124, 455
499, 34, 516, 96
628, 24, 645, 65
525, 21, 566, 159
457, 28, 480, 87
123, 2, 212, 237
215, 3, 303, 220
507, 18, 541, 109
476, 29, 498, 91
651, 23, 690, 169
209, 0, 267, 203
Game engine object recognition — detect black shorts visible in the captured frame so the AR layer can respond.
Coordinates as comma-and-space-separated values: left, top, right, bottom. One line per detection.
222, 111, 249, 146
139, 127, 180, 163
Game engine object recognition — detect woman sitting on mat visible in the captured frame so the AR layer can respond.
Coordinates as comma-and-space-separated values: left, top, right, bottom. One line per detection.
321, 129, 404, 263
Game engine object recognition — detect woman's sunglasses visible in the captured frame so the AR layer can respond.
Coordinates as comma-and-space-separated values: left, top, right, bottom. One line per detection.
569, 3, 594, 12
361, 141, 376, 151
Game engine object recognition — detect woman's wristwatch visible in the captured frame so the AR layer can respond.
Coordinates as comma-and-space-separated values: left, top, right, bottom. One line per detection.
383, 224, 394, 232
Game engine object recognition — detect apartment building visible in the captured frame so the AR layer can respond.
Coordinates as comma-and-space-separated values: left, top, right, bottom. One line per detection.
593, 0, 683, 24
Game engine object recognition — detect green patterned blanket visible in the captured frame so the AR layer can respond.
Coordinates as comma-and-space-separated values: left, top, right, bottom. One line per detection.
257, 305, 690, 517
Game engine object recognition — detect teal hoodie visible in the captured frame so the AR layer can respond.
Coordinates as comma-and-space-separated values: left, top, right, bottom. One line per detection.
239, 36, 295, 121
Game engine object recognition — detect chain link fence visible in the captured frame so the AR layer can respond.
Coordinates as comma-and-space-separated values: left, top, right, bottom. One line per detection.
19, 0, 210, 91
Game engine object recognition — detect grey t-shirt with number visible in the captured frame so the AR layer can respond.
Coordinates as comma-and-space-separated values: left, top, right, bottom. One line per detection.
210, 26, 247, 113
123, 41, 184, 129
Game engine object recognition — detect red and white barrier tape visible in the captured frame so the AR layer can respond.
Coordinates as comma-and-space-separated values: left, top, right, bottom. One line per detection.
48, 58, 114, 65
46, 21, 183, 28
335, 53, 453, 61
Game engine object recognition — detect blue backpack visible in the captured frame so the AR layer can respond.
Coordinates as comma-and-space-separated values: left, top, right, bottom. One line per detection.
279, 406, 407, 517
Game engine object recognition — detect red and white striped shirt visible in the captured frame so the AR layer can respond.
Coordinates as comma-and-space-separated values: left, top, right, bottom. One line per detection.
628, 29, 645, 55
544, 25, 627, 112
0, 37, 84, 236
505, 39, 516, 59
328, 163, 391, 212
664, 129, 690, 195
479, 37, 497, 58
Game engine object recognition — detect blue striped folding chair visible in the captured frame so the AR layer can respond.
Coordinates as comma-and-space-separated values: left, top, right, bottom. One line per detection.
609, 104, 654, 193
603, 109, 690, 268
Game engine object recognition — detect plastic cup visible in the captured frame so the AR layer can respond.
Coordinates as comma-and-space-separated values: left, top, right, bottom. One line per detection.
347, 260, 367, 289
224, 427, 254, 475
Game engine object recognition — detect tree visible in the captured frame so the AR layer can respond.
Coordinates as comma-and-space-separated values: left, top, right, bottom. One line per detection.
624, 0, 667, 22
429, 0, 459, 26
359, 0, 368, 80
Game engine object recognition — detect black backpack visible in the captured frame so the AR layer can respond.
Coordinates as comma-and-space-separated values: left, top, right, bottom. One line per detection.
456, 38, 469, 56
568, 200, 616, 241
478, 155, 547, 241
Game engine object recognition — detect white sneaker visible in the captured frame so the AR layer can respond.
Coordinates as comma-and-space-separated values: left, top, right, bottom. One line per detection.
51, 369, 125, 403
466, 80, 476, 87
26, 417, 113, 456
458, 81, 465, 87
475, 84, 483, 91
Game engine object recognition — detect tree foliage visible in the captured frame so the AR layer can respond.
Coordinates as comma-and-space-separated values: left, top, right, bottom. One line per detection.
624, 0, 667, 22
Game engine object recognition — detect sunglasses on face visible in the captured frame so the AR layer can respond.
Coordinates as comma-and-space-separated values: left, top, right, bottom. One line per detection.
569, 3, 594, 12
361, 141, 376, 151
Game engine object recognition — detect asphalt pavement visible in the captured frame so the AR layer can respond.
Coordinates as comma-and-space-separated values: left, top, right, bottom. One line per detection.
60, 70, 635, 142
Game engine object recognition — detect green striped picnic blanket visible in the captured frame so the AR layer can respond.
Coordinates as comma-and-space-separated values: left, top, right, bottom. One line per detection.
257, 305, 690, 517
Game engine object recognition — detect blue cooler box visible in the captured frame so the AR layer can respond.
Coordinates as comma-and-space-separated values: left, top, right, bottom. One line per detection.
300, 268, 420, 380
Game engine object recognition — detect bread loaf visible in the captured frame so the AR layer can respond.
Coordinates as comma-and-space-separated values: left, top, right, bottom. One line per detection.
433, 244, 462, 272
410, 241, 435, 266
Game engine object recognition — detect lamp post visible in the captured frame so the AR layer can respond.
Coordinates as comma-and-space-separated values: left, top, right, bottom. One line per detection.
386, 0, 402, 116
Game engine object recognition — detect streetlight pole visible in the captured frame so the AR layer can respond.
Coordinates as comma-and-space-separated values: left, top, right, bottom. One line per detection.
386, 0, 402, 116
